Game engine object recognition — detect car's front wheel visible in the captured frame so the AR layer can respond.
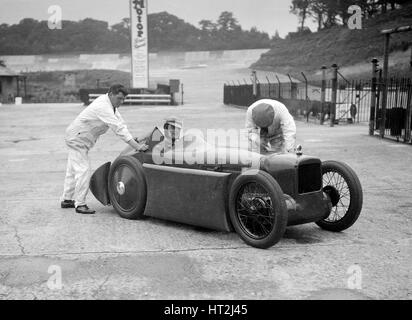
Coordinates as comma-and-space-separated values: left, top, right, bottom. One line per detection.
229, 170, 288, 249
316, 160, 363, 232
108, 156, 147, 220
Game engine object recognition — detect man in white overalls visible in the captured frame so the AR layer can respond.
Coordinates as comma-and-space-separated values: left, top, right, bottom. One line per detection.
246, 99, 296, 154
61, 84, 148, 214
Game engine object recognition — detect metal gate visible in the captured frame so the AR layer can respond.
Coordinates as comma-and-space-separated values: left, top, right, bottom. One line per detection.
373, 78, 412, 142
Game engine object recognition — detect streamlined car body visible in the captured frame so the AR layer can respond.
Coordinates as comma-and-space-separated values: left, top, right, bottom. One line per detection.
90, 128, 363, 248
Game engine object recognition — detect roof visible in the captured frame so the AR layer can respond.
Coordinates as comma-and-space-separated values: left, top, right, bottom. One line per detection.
0, 66, 20, 77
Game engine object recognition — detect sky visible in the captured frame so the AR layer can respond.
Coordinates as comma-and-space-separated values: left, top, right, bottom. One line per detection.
0, 0, 317, 37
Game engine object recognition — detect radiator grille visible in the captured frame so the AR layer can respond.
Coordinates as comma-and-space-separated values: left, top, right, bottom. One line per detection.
298, 163, 322, 194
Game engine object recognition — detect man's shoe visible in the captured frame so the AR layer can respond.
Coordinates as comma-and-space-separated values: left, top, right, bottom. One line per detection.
61, 200, 75, 209
75, 205, 95, 214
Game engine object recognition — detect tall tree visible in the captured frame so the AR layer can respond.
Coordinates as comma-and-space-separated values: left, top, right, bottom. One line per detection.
198, 19, 217, 32
308, 0, 328, 30
272, 29, 281, 40
291, 0, 411, 30
290, 0, 311, 29
217, 11, 240, 31
111, 18, 130, 39
323, 0, 339, 28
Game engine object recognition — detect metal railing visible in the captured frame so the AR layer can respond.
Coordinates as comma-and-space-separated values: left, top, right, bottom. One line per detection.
88, 93, 172, 105
373, 77, 412, 142
224, 70, 372, 125
224, 61, 411, 143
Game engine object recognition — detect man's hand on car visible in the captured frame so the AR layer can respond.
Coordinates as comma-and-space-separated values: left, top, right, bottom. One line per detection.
128, 138, 149, 152
137, 143, 149, 152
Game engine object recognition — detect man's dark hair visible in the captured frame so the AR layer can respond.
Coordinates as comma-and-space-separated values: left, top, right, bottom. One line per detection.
108, 84, 128, 96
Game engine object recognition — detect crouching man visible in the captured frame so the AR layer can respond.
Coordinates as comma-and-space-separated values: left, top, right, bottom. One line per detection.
61, 84, 148, 214
246, 99, 296, 154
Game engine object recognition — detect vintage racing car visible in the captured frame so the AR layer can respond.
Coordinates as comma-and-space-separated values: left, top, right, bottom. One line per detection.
90, 128, 363, 249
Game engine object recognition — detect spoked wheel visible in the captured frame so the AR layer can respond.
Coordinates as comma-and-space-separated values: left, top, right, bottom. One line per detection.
316, 160, 363, 232
229, 171, 287, 249
108, 156, 147, 220
237, 187, 274, 240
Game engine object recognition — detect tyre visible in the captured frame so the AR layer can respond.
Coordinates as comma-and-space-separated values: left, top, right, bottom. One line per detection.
108, 156, 147, 220
229, 170, 288, 249
316, 160, 363, 232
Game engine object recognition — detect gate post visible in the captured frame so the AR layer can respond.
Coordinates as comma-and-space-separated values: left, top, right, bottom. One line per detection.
266, 76, 271, 97
330, 64, 338, 127
405, 79, 412, 143
410, 45, 412, 70
181, 83, 184, 105
301, 72, 308, 100
275, 75, 281, 99
252, 70, 257, 100
380, 33, 390, 138
370, 58, 379, 135
287, 74, 297, 99
301, 72, 309, 122
320, 66, 327, 125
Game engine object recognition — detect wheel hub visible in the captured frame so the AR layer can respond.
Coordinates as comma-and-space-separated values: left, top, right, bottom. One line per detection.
116, 181, 125, 195
250, 197, 267, 212
323, 185, 340, 206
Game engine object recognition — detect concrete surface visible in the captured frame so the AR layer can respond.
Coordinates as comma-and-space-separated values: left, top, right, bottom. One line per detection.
0, 99, 411, 300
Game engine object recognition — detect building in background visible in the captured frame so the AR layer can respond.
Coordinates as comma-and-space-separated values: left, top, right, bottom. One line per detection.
0, 66, 26, 104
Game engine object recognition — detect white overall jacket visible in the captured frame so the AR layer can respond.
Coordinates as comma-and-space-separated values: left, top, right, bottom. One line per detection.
246, 99, 296, 153
65, 94, 133, 150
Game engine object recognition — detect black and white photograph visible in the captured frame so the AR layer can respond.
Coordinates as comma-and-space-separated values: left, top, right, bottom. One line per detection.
0, 0, 411, 304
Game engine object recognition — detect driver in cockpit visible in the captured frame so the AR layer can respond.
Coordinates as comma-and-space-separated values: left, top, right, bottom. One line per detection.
162, 117, 183, 151
134, 116, 183, 154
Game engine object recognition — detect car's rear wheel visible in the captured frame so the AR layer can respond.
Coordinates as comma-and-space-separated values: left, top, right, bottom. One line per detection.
108, 156, 147, 220
316, 160, 363, 232
229, 170, 288, 249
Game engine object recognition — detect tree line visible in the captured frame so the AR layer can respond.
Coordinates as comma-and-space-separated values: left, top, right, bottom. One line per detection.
0, 11, 273, 55
290, 0, 410, 31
